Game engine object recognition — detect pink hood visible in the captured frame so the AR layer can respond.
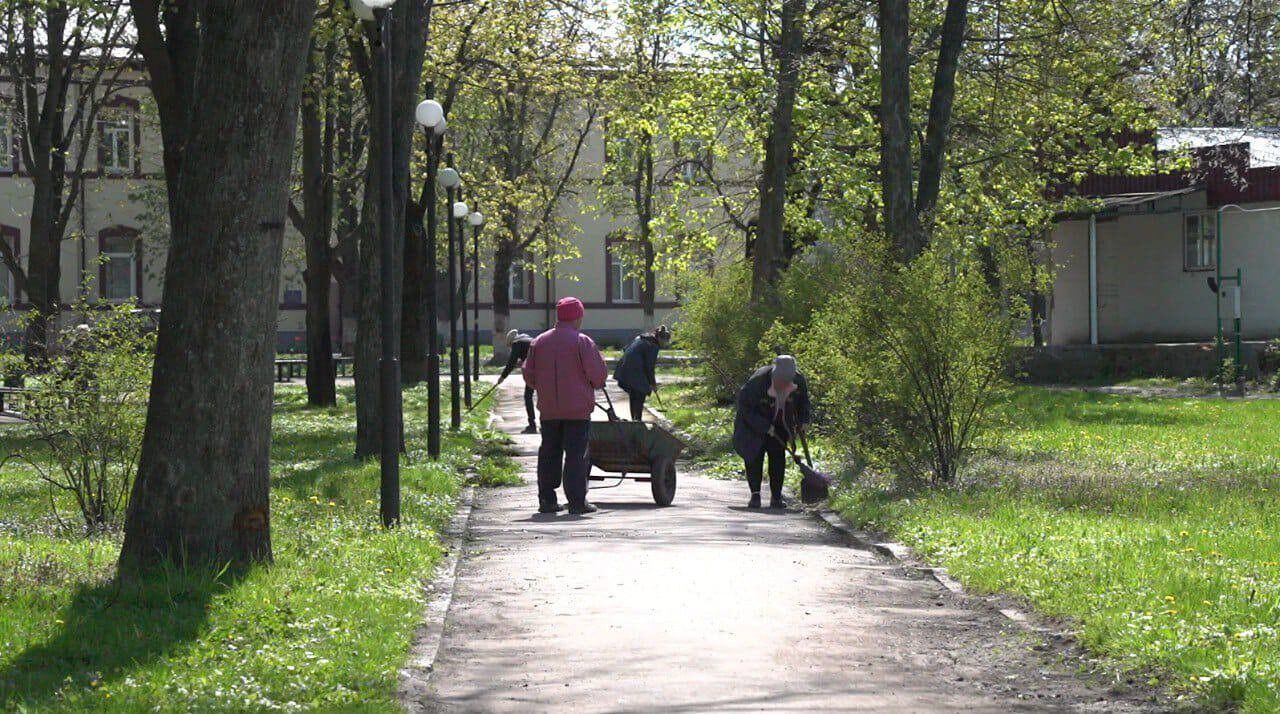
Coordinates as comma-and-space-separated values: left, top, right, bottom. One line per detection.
522, 322, 608, 421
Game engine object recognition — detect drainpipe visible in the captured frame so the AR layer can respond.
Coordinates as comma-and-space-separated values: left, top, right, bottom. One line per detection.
1088, 212, 1098, 345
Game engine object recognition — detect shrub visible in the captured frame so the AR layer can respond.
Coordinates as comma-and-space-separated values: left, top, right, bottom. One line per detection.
677, 261, 773, 402
782, 251, 1014, 484
9, 303, 154, 532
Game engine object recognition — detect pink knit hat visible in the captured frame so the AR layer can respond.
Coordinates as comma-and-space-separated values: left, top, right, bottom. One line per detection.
556, 296, 585, 322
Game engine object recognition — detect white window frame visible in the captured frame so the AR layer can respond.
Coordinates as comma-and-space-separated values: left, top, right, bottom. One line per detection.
609, 251, 639, 304
0, 229, 18, 304
101, 118, 133, 175
1184, 211, 1216, 272
0, 105, 11, 173
101, 235, 137, 302
509, 259, 531, 304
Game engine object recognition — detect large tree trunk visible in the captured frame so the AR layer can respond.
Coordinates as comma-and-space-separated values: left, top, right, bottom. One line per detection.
301, 40, 337, 407
120, 1, 316, 571
354, 1, 428, 458
751, 0, 805, 304
878, 0, 921, 263
23, 184, 62, 364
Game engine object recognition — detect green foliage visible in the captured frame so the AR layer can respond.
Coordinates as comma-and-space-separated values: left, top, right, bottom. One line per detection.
676, 261, 773, 401
780, 250, 1013, 484
835, 387, 1280, 711
3, 303, 154, 533
0, 385, 507, 710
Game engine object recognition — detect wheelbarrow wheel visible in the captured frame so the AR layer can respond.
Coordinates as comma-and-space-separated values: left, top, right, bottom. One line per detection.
650, 456, 677, 506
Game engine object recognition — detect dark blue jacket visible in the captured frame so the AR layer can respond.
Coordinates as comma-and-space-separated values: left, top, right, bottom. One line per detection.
614, 334, 661, 395
732, 364, 812, 459
499, 335, 533, 381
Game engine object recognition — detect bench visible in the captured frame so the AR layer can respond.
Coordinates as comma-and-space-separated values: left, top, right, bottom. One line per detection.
274, 355, 355, 382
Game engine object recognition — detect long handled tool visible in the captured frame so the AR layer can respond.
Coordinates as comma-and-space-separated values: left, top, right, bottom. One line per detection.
465, 378, 504, 415
595, 387, 620, 422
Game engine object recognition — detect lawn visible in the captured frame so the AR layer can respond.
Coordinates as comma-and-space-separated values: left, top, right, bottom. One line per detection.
0, 384, 515, 711
837, 387, 1280, 711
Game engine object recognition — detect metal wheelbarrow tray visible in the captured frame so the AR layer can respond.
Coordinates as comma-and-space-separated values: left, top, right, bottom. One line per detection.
588, 420, 686, 506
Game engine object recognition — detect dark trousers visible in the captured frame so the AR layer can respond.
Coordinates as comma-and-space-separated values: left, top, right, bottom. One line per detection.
624, 389, 646, 421
745, 437, 787, 498
524, 386, 537, 426
538, 419, 591, 508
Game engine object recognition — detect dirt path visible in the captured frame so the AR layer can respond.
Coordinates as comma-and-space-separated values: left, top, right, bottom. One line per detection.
407, 377, 1158, 713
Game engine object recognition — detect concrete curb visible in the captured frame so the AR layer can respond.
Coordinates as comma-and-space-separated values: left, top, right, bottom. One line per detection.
398, 485, 476, 711
400, 387, 503, 710
811, 504, 1047, 632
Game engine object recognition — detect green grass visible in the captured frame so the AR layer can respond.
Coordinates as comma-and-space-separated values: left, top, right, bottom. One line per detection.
836, 387, 1280, 711
0, 384, 515, 711
653, 383, 742, 480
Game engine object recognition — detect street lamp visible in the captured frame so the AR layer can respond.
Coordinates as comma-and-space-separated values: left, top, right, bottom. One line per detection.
453, 196, 472, 410
468, 210, 484, 380
414, 93, 444, 459
352, 0, 399, 528
439, 161, 463, 429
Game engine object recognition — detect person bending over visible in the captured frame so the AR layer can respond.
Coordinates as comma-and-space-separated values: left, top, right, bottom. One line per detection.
613, 325, 671, 421
500, 329, 538, 433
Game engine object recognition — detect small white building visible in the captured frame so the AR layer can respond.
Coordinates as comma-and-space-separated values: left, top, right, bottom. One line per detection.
1046, 131, 1280, 349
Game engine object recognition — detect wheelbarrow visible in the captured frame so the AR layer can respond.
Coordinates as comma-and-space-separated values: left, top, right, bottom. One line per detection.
589, 390, 686, 506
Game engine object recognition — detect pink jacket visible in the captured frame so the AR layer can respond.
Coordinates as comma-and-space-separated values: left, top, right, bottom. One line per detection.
523, 322, 608, 421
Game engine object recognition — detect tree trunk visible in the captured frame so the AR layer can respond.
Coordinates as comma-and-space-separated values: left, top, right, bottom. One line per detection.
120, 1, 316, 571
23, 184, 62, 364
301, 42, 337, 407
751, 0, 805, 304
878, 0, 921, 263
491, 239, 514, 365
354, 2, 428, 458
402, 139, 440, 384
915, 0, 969, 219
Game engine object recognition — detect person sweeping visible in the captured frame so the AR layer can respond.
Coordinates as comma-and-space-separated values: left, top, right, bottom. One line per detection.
498, 329, 538, 433
613, 325, 671, 421
732, 355, 812, 510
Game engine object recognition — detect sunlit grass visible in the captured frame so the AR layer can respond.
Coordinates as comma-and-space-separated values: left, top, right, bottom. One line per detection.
839, 387, 1280, 711
0, 383, 510, 711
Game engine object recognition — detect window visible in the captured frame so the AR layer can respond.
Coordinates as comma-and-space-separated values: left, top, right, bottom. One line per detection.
675, 138, 711, 183
604, 123, 635, 180
509, 257, 533, 303
0, 226, 19, 304
99, 228, 139, 301
607, 241, 639, 304
0, 104, 11, 173
1184, 212, 1216, 271
99, 116, 134, 175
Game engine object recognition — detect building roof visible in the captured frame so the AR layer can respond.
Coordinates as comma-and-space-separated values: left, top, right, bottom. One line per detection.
1158, 127, 1280, 168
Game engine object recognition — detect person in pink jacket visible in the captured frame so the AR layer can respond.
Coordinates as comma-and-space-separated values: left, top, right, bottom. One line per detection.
522, 297, 609, 514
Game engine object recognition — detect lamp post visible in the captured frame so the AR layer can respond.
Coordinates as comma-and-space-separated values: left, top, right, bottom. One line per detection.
452, 194, 472, 412
450, 195, 471, 412
352, 0, 400, 527
414, 93, 444, 458
438, 161, 462, 428
468, 210, 484, 380
458, 189, 472, 409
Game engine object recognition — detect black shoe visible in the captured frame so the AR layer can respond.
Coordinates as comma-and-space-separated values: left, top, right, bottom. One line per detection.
769, 494, 787, 510
567, 502, 598, 515
522, 424, 539, 434
538, 501, 565, 514
747, 493, 761, 509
